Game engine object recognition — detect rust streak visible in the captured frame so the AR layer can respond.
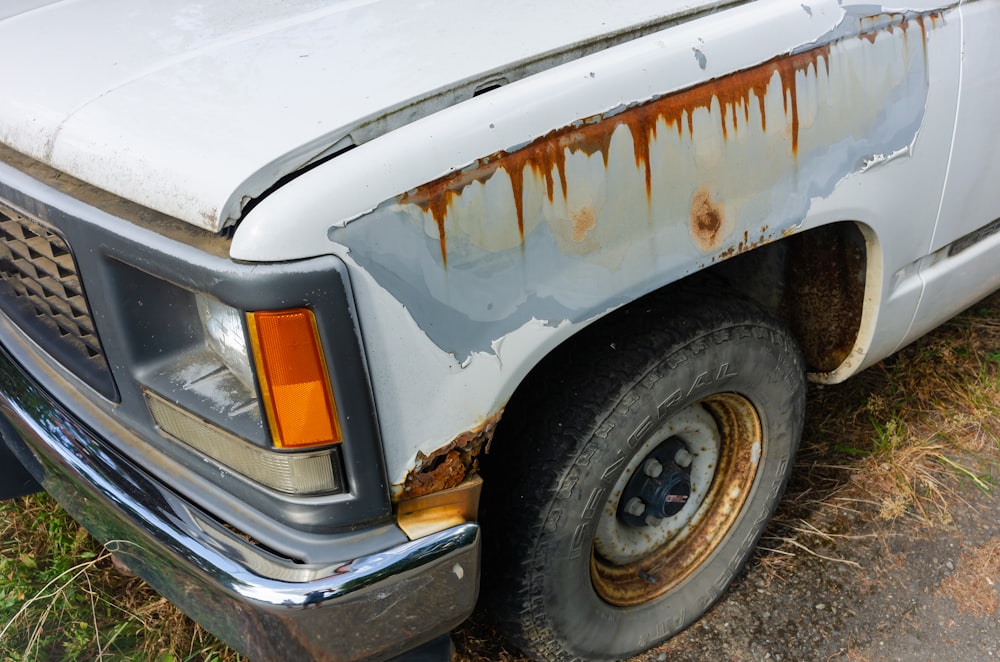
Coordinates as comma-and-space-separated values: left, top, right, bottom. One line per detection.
398, 10, 942, 264
400, 178, 459, 265
779, 59, 800, 155
625, 103, 658, 200
720, 97, 729, 141
504, 149, 531, 240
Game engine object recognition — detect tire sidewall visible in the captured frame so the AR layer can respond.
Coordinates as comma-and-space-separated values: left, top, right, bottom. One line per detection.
530, 321, 803, 660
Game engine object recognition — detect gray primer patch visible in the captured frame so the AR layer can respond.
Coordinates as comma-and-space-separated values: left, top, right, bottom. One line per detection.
693, 47, 707, 70
329, 18, 931, 361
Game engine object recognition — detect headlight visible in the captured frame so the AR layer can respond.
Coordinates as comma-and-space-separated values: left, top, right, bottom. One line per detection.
196, 295, 255, 391
132, 283, 344, 495
144, 390, 342, 495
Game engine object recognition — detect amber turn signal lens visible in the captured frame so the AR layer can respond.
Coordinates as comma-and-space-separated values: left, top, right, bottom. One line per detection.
247, 309, 342, 448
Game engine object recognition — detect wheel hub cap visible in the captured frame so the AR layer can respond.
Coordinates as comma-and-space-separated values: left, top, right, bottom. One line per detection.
618, 438, 693, 526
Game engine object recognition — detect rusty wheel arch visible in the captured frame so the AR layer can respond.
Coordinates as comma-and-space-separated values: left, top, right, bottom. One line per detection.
406, 221, 868, 503
696, 220, 870, 376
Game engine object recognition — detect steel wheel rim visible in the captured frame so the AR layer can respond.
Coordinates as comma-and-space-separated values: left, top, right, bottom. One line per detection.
591, 393, 763, 607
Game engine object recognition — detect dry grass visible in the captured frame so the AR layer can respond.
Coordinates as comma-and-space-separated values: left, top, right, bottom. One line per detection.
701, 294, 1000, 597
938, 537, 1000, 618
0, 494, 239, 661
794, 293, 1000, 527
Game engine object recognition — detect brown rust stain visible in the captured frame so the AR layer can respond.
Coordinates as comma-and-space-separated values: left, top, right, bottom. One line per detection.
571, 206, 597, 242
690, 188, 724, 251
399, 409, 502, 501
398, 11, 940, 265
715, 224, 772, 261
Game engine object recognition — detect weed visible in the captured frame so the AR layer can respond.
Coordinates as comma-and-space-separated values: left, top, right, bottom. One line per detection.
0, 493, 239, 661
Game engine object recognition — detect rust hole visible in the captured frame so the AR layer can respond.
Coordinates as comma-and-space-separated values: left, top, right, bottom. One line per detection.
400, 409, 503, 500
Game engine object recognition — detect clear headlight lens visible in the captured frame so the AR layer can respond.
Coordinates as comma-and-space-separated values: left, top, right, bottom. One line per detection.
196, 295, 255, 391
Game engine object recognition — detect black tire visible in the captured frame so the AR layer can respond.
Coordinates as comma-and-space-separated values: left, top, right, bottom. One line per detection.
481, 296, 806, 661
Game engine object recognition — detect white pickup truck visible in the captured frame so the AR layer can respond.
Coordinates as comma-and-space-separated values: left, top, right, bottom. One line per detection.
1, 1, 998, 660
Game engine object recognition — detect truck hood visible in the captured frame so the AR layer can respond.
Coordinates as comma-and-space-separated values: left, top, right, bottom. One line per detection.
0, 0, 730, 232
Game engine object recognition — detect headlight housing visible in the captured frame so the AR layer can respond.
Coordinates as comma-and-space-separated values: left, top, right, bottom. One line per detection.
134, 284, 345, 496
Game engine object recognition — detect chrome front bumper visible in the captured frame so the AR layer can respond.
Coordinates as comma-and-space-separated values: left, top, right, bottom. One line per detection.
0, 344, 480, 661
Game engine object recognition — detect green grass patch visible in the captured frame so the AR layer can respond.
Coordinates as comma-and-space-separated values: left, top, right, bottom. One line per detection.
0, 494, 238, 661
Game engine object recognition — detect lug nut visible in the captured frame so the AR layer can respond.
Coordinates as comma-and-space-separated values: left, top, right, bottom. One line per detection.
674, 448, 693, 468
645, 515, 663, 527
643, 458, 663, 478
625, 497, 646, 517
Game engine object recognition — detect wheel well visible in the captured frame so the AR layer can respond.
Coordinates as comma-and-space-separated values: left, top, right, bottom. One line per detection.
480, 222, 865, 497
689, 221, 867, 373
502, 221, 867, 412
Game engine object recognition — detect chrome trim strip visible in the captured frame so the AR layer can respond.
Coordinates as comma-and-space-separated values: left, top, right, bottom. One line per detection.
0, 344, 479, 661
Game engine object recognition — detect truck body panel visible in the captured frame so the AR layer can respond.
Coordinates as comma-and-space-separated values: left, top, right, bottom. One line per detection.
2, 0, 999, 658
0, 0, 737, 231
233, 0, 966, 489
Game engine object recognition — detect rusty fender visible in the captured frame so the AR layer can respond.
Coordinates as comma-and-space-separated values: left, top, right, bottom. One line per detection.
398, 409, 502, 500
332, 9, 941, 364
288, 4, 956, 492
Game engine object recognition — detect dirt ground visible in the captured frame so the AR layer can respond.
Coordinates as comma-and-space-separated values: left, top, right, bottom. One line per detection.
638, 466, 1000, 662
454, 453, 999, 662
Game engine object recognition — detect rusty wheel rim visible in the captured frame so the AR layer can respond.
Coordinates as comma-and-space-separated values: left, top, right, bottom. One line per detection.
591, 393, 762, 607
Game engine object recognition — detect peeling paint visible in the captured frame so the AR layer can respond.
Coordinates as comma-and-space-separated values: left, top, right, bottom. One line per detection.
860, 145, 912, 173
332, 9, 939, 361
692, 46, 708, 70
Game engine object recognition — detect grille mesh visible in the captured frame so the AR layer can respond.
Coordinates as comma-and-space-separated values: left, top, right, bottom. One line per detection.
0, 200, 113, 395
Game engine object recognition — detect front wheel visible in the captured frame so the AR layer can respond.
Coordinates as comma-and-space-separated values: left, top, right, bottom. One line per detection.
481, 297, 805, 661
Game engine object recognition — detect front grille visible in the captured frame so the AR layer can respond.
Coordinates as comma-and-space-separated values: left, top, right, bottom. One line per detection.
0, 200, 115, 398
